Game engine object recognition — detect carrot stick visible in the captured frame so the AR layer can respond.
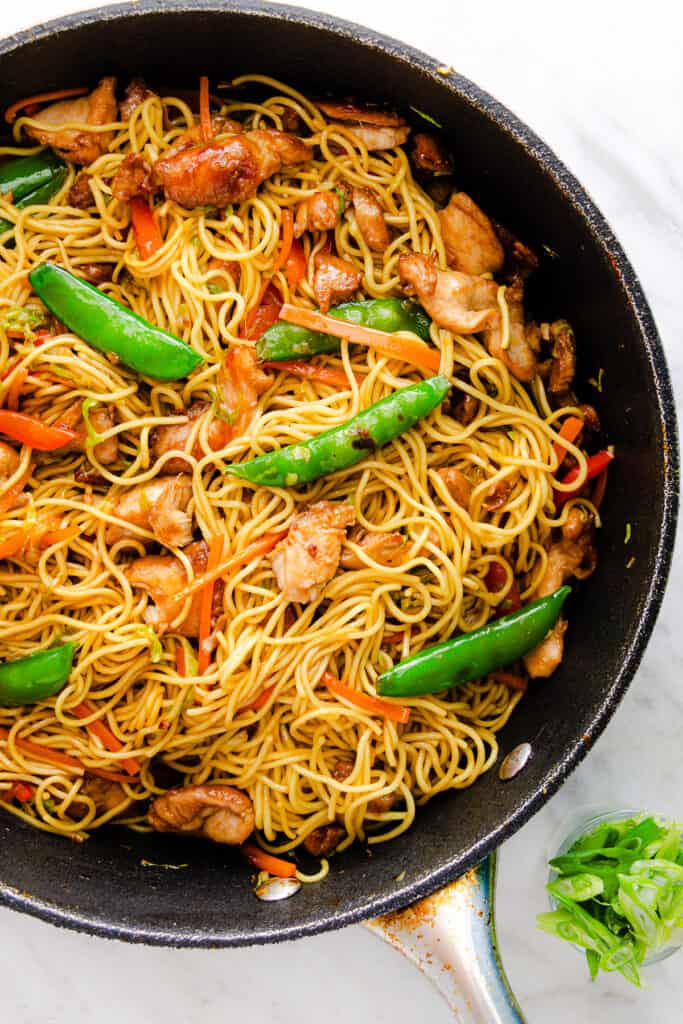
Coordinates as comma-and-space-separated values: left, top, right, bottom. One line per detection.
6, 366, 28, 411
86, 767, 135, 784
552, 415, 583, 468
199, 75, 212, 144
197, 535, 224, 674
175, 643, 188, 677
261, 359, 360, 389
37, 525, 81, 549
239, 683, 277, 713
168, 531, 288, 609
322, 670, 410, 724
71, 701, 140, 777
5, 87, 89, 124
0, 528, 27, 560
279, 303, 441, 373
272, 208, 294, 275
0, 726, 132, 782
130, 198, 163, 259
241, 842, 297, 877
12, 782, 34, 802
285, 238, 306, 287
487, 671, 528, 692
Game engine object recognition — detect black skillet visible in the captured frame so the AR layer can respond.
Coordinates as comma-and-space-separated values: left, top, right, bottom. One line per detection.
0, 1, 677, 957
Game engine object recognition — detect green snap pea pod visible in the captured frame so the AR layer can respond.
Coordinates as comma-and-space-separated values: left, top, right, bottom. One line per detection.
377, 586, 571, 697
255, 298, 431, 361
0, 152, 68, 238
0, 642, 75, 707
28, 263, 203, 381
225, 374, 450, 488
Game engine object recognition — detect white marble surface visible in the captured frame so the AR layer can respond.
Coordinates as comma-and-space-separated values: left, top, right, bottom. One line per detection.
1, 1, 681, 1021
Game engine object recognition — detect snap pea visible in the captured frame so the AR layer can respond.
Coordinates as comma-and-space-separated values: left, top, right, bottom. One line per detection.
0, 642, 75, 707
255, 298, 431, 361
0, 151, 67, 239
29, 263, 203, 381
377, 586, 571, 697
225, 374, 450, 488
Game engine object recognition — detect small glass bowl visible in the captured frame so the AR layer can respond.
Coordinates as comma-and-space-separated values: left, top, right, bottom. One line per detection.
547, 807, 682, 967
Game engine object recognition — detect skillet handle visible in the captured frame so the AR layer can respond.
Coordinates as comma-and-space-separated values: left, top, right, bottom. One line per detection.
365, 853, 525, 1023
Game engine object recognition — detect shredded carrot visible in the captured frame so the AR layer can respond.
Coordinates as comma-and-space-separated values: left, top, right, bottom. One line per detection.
552, 415, 583, 468
71, 701, 140, 777
285, 238, 306, 287
130, 197, 163, 260
0, 727, 84, 771
241, 842, 297, 878
86, 768, 135, 784
199, 75, 212, 144
37, 525, 81, 549
175, 643, 188, 677
197, 535, 225, 674
239, 684, 277, 713
488, 671, 528, 692
592, 467, 609, 509
168, 530, 287, 609
6, 366, 28, 411
261, 359, 360, 390
5, 87, 89, 124
272, 208, 294, 275
322, 670, 410, 724
0, 528, 27, 560
279, 303, 441, 373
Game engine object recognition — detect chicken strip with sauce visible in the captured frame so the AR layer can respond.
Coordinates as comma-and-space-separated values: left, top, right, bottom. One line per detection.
24, 77, 118, 166
272, 501, 356, 603
105, 475, 193, 548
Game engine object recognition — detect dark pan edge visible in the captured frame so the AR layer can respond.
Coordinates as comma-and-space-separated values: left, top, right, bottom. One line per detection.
0, 0, 678, 945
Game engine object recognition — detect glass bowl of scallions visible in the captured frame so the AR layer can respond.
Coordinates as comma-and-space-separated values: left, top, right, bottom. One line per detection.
537, 809, 683, 987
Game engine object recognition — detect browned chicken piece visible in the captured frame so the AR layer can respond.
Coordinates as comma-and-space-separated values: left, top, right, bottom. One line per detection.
331, 757, 398, 815
344, 124, 411, 151
294, 186, 348, 237
162, 115, 243, 158
149, 784, 255, 845
579, 404, 600, 434
524, 522, 597, 678
482, 478, 513, 512
105, 475, 193, 548
54, 400, 118, 465
119, 77, 155, 120
491, 220, 539, 281
351, 187, 390, 252
448, 385, 479, 426
439, 192, 505, 276
562, 506, 587, 541
66, 172, 94, 209
340, 527, 411, 569
280, 107, 303, 134
112, 153, 156, 202
69, 776, 130, 819
548, 320, 576, 395
483, 276, 538, 383
313, 252, 362, 313
272, 500, 356, 604
317, 100, 405, 126
155, 129, 312, 209
398, 251, 499, 335
437, 466, 473, 509
411, 132, 452, 175
0, 440, 28, 511
303, 822, 346, 856
24, 77, 118, 166
77, 263, 114, 285
126, 539, 222, 636
151, 402, 216, 473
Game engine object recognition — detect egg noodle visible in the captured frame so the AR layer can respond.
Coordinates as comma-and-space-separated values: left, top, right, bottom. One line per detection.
0, 76, 590, 869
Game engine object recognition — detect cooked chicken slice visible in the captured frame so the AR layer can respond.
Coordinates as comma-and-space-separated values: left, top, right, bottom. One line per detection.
313, 252, 362, 312
162, 115, 243, 158
398, 251, 499, 335
548, 319, 576, 395
303, 823, 346, 856
149, 784, 255, 845
69, 776, 130, 819
439, 192, 505, 276
112, 153, 156, 202
24, 77, 117, 166
77, 263, 114, 285
294, 187, 348, 237
331, 757, 398, 815
340, 527, 410, 569
344, 124, 411, 151
482, 477, 513, 512
448, 379, 479, 426
105, 475, 193, 548
437, 466, 472, 509
483, 276, 538, 383
579, 404, 600, 434
150, 348, 269, 472
54, 400, 118, 465
119, 77, 155, 120
491, 220, 539, 280
351, 187, 390, 252
155, 129, 311, 209
272, 501, 355, 604
317, 100, 405, 126
411, 132, 452, 175
66, 172, 93, 209
126, 539, 222, 637
524, 522, 597, 678
0, 441, 28, 511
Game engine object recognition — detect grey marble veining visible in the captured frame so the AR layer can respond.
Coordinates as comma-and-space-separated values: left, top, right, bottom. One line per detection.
0, 1, 681, 1021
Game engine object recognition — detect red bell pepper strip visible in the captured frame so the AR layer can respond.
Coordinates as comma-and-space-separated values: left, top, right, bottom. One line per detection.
130, 198, 163, 259
285, 238, 306, 287
554, 450, 615, 508
0, 409, 78, 450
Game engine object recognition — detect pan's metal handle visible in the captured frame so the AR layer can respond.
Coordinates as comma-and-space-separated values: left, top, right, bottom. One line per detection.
365, 854, 525, 1023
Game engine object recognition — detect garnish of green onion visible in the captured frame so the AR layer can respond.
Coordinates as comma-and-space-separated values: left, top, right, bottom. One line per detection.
537, 814, 683, 987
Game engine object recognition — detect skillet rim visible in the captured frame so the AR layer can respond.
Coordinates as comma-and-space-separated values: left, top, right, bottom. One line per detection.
0, 0, 678, 946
